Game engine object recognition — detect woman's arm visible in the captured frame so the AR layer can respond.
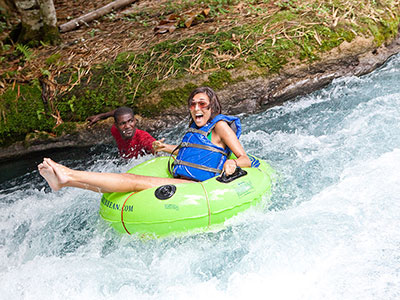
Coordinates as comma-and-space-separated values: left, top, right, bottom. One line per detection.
152, 138, 179, 155
213, 121, 251, 175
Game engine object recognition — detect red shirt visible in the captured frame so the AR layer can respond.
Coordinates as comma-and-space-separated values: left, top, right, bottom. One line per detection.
111, 124, 155, 159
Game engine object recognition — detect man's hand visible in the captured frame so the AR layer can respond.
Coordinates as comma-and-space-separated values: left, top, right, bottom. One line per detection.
86, 114, 102, 127
86, 110, 116, 127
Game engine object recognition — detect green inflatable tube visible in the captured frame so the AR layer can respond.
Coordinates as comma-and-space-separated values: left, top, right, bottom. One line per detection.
99, 154, 275, 237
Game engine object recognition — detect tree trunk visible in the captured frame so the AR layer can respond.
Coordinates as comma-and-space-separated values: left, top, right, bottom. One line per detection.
0, 0, 17, 16
39, 0, 60, 45
40, 0, 57, 28
12, 0, 60, 46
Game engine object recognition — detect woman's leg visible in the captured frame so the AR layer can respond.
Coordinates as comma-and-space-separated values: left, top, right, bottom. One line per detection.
38, 158, 191, 193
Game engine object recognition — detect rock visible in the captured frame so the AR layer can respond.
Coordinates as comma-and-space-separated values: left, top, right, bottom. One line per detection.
0, 119, 114, 161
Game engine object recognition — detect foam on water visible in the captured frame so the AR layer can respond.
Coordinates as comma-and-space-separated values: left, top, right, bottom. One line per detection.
1, 54, 400, 299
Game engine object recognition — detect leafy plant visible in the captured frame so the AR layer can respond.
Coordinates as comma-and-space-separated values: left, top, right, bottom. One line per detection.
67, 97, 75, 112
15, 44, 33, 61
89, 29, 98, 37
36, 109, 45, 120
2, 44, 11, 51
40, 68, 51, 77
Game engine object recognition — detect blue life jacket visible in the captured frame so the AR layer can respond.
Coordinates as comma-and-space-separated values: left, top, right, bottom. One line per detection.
173, 114, 242, 181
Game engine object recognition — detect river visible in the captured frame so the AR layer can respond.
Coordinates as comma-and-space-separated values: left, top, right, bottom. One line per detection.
1, 53, 400, 299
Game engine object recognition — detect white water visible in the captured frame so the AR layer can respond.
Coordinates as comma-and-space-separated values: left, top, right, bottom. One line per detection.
1, 54, 400, 300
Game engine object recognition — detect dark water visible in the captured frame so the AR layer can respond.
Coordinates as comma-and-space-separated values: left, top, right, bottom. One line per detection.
0, 144, 117, 187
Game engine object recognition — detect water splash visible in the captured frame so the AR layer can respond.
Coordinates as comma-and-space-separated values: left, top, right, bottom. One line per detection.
1, 54, 400, 299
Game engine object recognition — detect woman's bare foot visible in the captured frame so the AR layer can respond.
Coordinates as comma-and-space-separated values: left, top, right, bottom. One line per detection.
38, 158, 72, 191
38, 160, 62, 191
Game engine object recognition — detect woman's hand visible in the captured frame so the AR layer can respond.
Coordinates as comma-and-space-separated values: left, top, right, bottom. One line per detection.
223, 159, 238, 176
152, 138, 178, 155
152, 138, 167, 153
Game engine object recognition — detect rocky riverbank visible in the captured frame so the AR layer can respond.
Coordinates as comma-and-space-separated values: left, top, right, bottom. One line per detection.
2, 28, 399, 161
1, 0, 400, 161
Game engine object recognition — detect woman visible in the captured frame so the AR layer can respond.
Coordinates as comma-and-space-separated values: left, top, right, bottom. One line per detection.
38, 87, 251, 193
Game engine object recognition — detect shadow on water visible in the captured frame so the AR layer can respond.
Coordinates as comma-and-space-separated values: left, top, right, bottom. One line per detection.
0, 144, 116, 188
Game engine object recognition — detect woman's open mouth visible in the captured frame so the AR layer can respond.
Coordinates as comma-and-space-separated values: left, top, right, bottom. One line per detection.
195, 112, 205, 120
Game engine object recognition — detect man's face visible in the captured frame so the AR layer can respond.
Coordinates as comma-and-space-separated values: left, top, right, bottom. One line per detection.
115, 113, 136, 139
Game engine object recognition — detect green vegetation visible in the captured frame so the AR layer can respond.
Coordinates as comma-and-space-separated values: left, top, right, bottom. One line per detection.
15, 44, 34, 61
45, 53, 63, 66
0, 7, 11, 35
1, 0, 399, 146
0, 82, 53, 145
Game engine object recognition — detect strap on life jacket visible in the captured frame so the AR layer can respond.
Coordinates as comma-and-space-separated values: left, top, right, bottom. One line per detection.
174, 160, 222, 174
172, 114, 242, 181
186, 128, 208, 136
167, 143, 181, 177
167, 142, 227, 177
179, 142, 227, 156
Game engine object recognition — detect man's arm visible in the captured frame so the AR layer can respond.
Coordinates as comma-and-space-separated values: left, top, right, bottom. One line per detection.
139, 130, 156, 154
86, 109, 116, 126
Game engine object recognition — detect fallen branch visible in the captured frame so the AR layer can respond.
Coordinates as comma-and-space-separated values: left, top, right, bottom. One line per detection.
59, 0, 137, 33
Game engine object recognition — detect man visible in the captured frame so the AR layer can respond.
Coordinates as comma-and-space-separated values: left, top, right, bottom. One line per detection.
87, 107, 155, 159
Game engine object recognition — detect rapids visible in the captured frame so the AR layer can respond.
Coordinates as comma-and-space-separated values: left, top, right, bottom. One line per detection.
1, 53, 400, 299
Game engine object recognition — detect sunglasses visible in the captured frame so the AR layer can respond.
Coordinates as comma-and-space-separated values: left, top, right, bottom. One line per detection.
189, 101, 210, 110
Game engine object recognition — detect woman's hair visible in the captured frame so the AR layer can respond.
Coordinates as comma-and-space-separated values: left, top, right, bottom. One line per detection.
187, 86, 222, 125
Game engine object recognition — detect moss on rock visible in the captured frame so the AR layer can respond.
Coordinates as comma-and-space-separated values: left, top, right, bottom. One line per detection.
0, 82, 54, 146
